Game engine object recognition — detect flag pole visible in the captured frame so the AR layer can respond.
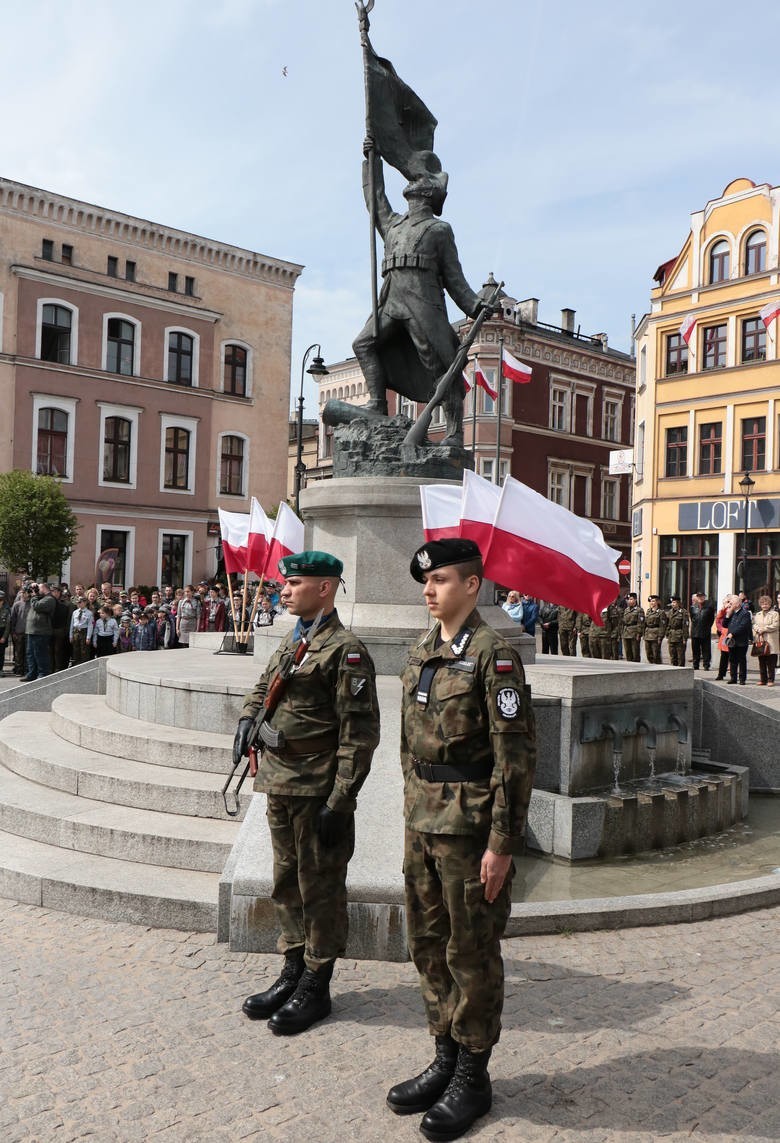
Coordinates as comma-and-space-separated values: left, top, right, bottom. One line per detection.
226, 572, 239, 640
240, 573, 250, 644
246, 576, 263, 632
471, 354, 478, 464
357, 1, 379, 339
494, 336, 504, 485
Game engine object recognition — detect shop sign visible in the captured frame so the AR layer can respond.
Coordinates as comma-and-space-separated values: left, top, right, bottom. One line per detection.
678, 498, 780, 531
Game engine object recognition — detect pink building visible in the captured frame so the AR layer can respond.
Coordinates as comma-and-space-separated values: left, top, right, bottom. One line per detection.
0, 178, 302, 589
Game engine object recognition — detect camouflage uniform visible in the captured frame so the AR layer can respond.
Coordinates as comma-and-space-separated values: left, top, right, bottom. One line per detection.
666, 606, 690, 667
558, 608, 578, 656
241, 613, 380, 968
401, 609, 536, 1050
575, 611, 593, 657
608, 601, 622, 660
620, 604, 645, 662
643, 605, 667, 664
591, 609, 613, 659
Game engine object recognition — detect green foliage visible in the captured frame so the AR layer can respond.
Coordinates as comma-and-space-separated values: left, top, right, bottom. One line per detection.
0, 470, 79, 580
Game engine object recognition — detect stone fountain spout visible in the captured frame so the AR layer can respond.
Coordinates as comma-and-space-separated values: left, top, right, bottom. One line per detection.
634, 718, 657, 749
668, 713, 688, 744
601, 721, 623, 751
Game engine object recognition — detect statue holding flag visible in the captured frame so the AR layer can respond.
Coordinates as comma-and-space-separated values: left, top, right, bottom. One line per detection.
328, 1, 491, 462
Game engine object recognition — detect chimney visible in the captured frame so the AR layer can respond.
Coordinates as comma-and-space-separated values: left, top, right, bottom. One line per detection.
561, 308, 576, 334
515, 298, 539, 325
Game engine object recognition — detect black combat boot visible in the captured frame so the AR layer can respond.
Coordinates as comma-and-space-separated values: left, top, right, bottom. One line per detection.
267, 962, 334, 1036
242, 948, 305, 1020
419, 1045, 492, 1142
386, 1035, 458, 1115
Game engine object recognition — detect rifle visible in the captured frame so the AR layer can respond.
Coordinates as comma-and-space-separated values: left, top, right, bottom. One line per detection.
221, 608, 326, 816
403, 280, 504, 448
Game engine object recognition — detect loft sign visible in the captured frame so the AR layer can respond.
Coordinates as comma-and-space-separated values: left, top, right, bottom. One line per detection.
678, 498, 780, 531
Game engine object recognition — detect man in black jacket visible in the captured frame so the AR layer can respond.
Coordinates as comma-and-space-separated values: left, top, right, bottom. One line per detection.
722, 594, 752, 685
690, 592, 716, 670
23, 583, 56, 680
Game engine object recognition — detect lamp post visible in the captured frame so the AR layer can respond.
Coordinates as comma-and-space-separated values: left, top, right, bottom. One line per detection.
294, 344, 329, 515
738, 470, 756, 594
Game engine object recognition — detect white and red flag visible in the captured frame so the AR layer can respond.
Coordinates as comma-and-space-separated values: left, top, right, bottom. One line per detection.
679, 313, 697, 345
247, 497, 272, 575
759, 298, 780, 329
263, 502, 305, 580
462, 369, 472, 392
218, 508, 250, 577
420, 484, 462, 540
481, 476, 620, 624
502, 346, 532, 384
458, 469, 501, 553
473, 361, 497, 400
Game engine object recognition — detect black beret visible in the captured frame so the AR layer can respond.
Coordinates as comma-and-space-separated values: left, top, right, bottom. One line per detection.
410, 538, 483, 583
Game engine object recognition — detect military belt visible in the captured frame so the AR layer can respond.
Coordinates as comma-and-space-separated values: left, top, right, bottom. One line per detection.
381, 253, 436, 274
413, 758, 493, 783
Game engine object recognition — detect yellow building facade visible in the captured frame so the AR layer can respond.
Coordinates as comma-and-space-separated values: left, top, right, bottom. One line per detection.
633, 177, 780, 606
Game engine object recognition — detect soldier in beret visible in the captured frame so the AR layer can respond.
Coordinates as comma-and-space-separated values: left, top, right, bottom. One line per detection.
387, 538, 536, 1141
233, 551, 380, 1035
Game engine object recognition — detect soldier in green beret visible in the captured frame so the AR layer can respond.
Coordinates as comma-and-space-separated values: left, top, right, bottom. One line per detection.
386, 538, 536, 1141
234, 551, 380, 1035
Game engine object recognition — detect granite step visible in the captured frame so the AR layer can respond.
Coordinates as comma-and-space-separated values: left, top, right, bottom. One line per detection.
0, 711, 249, 820
0, 760, 237, 871
51, 693, 232, 774
0, 827, 218, 931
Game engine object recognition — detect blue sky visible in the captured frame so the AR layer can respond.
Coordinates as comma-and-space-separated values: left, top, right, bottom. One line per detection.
3, 0, 779, 409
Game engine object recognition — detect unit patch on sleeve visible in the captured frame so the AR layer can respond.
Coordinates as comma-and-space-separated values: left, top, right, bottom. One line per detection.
346, 652, 362, 665
496, 687, 520, 719
495, 658, 515, 673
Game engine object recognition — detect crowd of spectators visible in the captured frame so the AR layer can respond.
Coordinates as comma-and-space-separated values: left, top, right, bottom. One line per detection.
0, 576, 286, 681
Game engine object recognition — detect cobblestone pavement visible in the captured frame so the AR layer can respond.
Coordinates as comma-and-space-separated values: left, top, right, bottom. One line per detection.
1, 900, 779, 1142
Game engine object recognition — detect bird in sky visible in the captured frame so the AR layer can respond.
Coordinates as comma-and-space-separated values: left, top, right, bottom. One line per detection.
282, 66, 288, 77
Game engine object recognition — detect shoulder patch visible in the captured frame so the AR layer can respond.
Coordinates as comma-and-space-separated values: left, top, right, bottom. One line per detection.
496, 687, 520, 719
495, 658, 515, 673
346, 651, 362, 665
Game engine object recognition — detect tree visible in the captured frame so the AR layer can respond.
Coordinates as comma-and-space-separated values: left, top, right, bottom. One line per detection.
0, 470, 79, 580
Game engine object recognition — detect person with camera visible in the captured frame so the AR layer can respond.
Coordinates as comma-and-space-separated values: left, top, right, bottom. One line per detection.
23, 582, 56, 680
721, 594, 753, 685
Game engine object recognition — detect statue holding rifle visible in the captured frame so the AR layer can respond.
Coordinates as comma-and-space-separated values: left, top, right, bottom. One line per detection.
325, 1, 494, 469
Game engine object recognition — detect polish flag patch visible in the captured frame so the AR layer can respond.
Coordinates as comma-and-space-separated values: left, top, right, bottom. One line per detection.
495, 658, 514, 673
346, 652, 362, 665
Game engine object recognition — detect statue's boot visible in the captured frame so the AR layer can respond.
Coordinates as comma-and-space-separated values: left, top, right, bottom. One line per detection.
419, 1046, 492, 1142
386, 1034, 458, 1115
242, 947, 304, 1019
267, 962, 334, 1035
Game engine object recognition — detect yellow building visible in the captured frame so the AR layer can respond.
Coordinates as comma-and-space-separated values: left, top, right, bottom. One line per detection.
633, 177, 780, 606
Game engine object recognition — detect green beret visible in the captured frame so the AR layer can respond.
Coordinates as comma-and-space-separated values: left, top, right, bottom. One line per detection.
410, 539, 483, 583
279, 550, 344, 578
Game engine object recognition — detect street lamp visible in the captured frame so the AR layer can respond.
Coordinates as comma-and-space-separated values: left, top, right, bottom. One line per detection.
738, 470, 756, 594
294, 344, 329, 515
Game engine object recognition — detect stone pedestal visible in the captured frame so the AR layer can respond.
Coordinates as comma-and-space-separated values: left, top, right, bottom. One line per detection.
299, 476, 534, 674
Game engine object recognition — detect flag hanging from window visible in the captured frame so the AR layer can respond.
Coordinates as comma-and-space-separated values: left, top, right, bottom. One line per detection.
759, 298, 780, 329
679, 314, 697, 345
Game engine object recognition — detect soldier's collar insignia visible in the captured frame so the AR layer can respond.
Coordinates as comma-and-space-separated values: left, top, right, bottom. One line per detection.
417, 549, 432, 570
449, 625, 473, 657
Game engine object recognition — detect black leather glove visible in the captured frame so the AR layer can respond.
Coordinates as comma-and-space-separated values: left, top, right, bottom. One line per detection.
232, 717, 253, 768
316, 805, 351, 848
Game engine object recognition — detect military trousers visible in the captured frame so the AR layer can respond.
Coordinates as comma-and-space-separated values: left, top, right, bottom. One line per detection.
623, 636, 641, 662
668, 640, 686, 667
644, 639, 662, 664
404, 828, 513, 1052
559, 628, 576, 656
265, 794, 355, 971
578, 634, 591, 658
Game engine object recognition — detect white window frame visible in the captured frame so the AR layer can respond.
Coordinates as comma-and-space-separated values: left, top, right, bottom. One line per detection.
430, 402, 446, 427
31, 393, 77, 483
479, 457, 509, 485
550, 385, 570, 432
94, 525, 136, 589
160, 413, 198, 495
399, 396, 417, 419
156, 529, 193, 590
548, 466, 569, 506
636, 420, 645, 480
572, 382, 596, 437
35, 297, 79, 365
602, 393, 623, 443
217, 430, 249, 499
163, 326, 200, 388
220, 339, 253, 397
101, 312, 142, 377
97, 402, 141, 490
601, 476, 619, 521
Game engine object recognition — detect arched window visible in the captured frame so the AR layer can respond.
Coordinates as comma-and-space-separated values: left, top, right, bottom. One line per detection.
744, 229, 766, 275
37, 407, 69, 476
223, 344, 247, 396
106, 318, 135, 375
168, 332, 194, 386
708, 239, 730, 284
40, 304, 72, 364
219, 434, 245, 495
164, 427, 191, 489
103, 416, 132, 483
